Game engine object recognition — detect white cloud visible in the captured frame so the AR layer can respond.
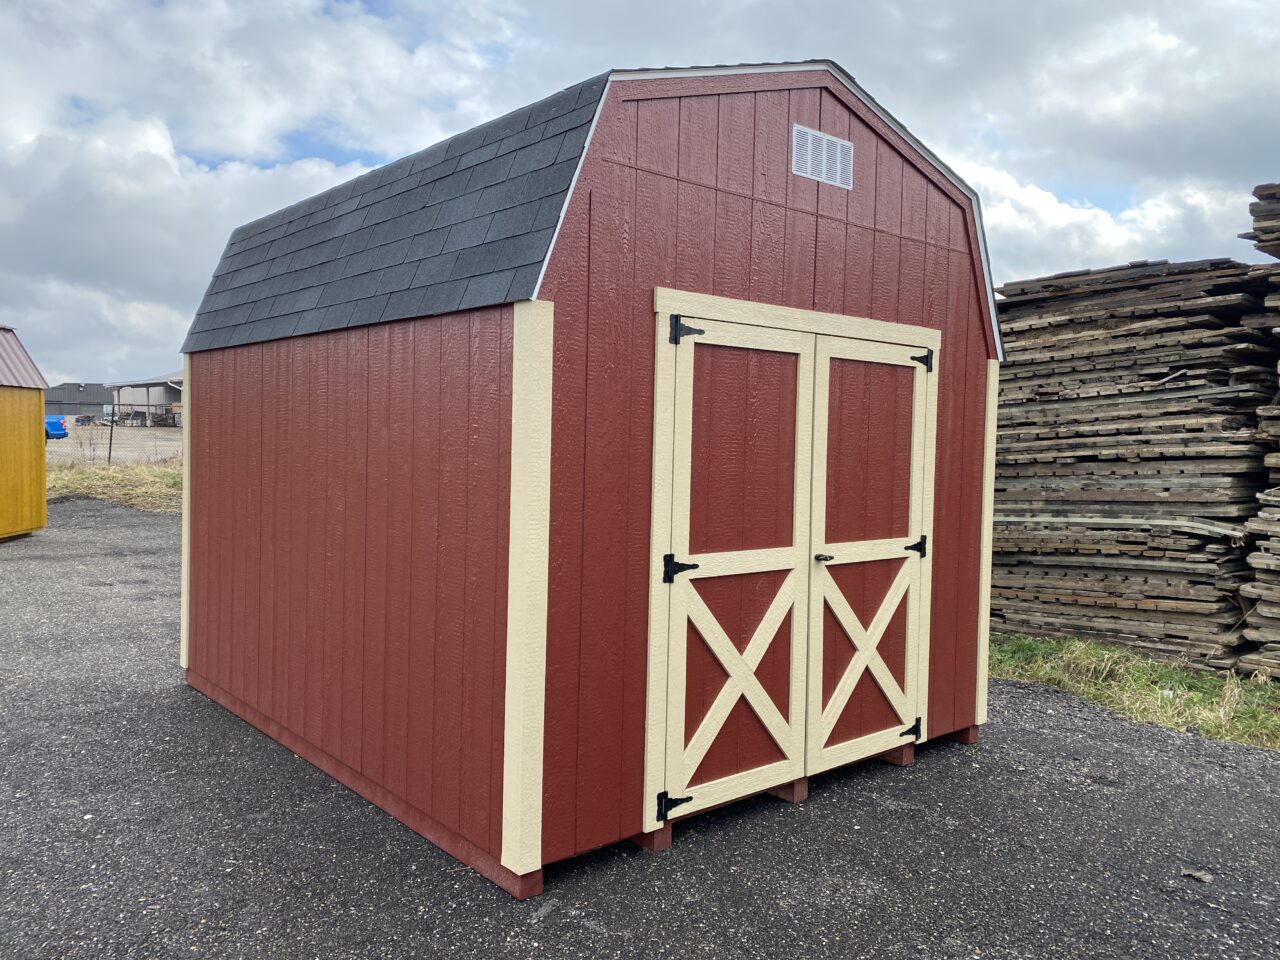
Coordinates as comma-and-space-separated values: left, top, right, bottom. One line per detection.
958, 161, 1258, 284
0, 109, 368, 381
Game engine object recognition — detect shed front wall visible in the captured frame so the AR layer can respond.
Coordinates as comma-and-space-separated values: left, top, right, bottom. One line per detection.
0, 385, 46, 540
186, 305, 514, 866
537, 72, 994, 863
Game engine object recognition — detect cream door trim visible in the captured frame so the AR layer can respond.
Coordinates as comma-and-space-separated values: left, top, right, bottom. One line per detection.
806, 335, 938, 775
654, 288, 941, 351
643, 290, 942, 834
644, 316, 814, 832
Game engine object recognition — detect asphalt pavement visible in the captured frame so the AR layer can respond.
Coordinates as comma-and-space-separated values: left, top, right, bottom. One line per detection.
2, 498, 1278, 959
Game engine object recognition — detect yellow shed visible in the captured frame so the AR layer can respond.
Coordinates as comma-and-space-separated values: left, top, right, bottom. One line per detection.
0, 326, 49, 541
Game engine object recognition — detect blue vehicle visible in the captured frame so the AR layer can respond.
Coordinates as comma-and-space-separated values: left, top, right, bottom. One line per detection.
44, 414, 68, 440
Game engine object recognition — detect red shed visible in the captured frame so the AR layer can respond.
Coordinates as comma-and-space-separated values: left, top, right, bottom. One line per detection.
181, 61, 1003, 899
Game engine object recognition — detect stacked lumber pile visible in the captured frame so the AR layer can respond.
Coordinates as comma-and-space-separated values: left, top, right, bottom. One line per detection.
1239, 183, 1280, 260
1240, 262, 1280, 675
993, 259, 1278, 665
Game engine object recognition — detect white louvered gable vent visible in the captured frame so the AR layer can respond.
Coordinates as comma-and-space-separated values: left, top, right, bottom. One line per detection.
791, 124, 854, 190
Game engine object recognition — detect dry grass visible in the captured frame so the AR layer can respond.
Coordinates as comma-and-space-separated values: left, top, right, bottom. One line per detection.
47, 461, 183, 513
991, 633, 1280, 751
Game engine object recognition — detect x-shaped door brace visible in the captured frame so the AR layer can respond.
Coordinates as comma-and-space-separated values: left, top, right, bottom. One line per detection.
818, 562, 911, 746
680, 571, 797, 782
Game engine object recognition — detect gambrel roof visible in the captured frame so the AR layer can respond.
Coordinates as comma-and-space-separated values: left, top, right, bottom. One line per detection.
183, 74, 608, 353
184, 62, 1001, 358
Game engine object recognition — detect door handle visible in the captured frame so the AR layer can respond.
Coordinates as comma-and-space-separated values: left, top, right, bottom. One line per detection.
814, 554, 834, 563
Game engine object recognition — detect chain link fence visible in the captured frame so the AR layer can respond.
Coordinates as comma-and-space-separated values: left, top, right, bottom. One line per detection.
44, 402, 183, 467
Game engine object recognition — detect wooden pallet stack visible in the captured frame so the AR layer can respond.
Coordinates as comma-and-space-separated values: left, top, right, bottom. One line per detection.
1238, 183, 1280, 260
993, 259, 1278, 665
1240, 261, 1280, 675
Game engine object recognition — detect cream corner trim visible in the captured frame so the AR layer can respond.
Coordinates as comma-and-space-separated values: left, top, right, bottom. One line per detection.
179, 353, 192, 670
975, 358, 1000, 725
653, 288, 941, 351
500, 299, 555, 875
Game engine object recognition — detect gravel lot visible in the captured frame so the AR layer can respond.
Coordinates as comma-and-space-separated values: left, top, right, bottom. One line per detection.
2, 499, 1278, 959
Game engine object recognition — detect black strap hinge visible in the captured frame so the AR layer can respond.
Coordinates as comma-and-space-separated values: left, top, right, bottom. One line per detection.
905, 535, 928, 558
656, 790, 693, 821
669, 313, 705, 345
662, 553, 700, 583
901, 717, 922, 741
911, 348, 933, 372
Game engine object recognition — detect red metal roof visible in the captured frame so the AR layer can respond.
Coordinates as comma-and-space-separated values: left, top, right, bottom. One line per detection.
0, 326, 49, 390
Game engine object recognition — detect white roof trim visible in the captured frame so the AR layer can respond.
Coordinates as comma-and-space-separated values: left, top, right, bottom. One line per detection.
537, 62, 1003, 360
530, 78, 613, 301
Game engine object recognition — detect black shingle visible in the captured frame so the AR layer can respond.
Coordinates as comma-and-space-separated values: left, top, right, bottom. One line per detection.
444, 124, 487, 159
534, 193, 567, 230
184, 72, 607, 353
443, 216, 494, 253
338, 226, 375, 257
493, 122, 548, 158
455, 140, 500, 172
416, 155, 460, 184
472, 175, 531, 218
575, 73, 608, 107
557, 123, 592, 163
315, 304, 355, 332
373, 262, 419, 296
382, 286, 427, 322
369, 206, 439, 248
449, 241, 502, 281
523, 159, 577, 200
545, 103, 598, 139
527, 87, 579, 127
492, 228, 556, 269
480, 105, 532, 145
507, 262, 542, 301
406, 228, 450, 262
349, 294, 390, 327
411, 252, 460, 287
417, 279, 468, 316
427, 167, 474, 205
409, 142, 449, 174
433, 192, 481, 229
485, 201, 540, 243
507, 134, 565, 178
459, 270, 516, 310
464, 152, 517, 191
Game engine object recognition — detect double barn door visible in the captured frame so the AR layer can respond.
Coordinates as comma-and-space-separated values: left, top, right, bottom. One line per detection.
644, 295, 939, 832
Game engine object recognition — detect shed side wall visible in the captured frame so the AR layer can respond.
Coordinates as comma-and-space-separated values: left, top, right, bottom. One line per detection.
187, 306, 514, 862
537, 75, 991, 862
0, 386, 46, 539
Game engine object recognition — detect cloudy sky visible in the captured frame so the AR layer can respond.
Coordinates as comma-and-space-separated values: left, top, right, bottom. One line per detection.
2, 0, 1275, 384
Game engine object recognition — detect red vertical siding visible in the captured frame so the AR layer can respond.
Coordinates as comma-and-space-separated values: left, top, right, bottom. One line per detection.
538, 73, 994, 862
187, 305, 515, 863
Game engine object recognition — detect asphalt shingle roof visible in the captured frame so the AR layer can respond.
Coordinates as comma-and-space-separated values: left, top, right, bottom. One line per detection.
182, 73, 607, 353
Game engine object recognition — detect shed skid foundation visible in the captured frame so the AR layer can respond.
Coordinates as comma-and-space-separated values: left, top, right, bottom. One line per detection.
949, 725, 981, 745
876, 744, 916, 767
185, 670, 544, 900
630, 824, 673, 853
767, 778, 810, 804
